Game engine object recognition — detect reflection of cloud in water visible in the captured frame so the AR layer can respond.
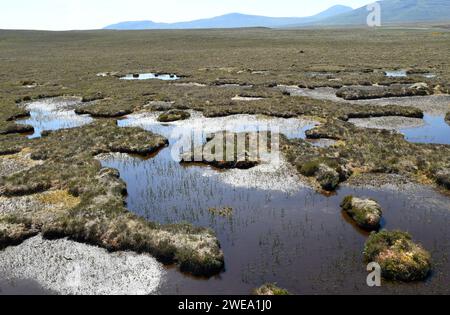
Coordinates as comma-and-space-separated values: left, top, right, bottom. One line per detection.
200, 155, 307, 193
0, 235, 164, 295
119, 110, 318, 141
17, 97, 93, 138
116, 111, 318, 193
279, 85, 450, 116
349, 115, 450, 145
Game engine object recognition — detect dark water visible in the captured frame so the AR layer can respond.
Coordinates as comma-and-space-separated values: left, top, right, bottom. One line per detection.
16, 97, 93, 138
120, 73, 179, 81
401, 114, 450, 145
0, 279, 55, 295
99, 114, 450, 295
7, 101, 450, 294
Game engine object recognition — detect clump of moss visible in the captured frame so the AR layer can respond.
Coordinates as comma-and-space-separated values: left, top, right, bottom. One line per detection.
208, 207, 233, 217
341, 196, 382, 231
35, 189, 81, 209
181, 132, 260, 170
157, 110, 191, 123
297, 157, 349, 191
364, 230, 432, 282
434, 169, 450, 190
254, 284, 290, 296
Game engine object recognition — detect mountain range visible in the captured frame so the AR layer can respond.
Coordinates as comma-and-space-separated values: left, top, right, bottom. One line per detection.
104, 0, 450, 30
104, 5, 352, 30
312, 0, 450, 26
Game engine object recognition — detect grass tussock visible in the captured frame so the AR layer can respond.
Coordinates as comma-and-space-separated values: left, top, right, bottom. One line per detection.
364, 230, 432, 282
254, 284, 290, 296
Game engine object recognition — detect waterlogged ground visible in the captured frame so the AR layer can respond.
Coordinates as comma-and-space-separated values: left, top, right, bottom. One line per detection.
349, 114, 450, 145
98, 113, 450, 295
2, 99, 450, 294
283, 86, 450, 145
1, 28, 450, 296
16, 97, 93, 138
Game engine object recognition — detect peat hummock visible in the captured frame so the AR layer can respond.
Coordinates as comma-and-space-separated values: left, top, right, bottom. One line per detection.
341, 196, 383, 231
336, 84, 431, 100
157, 110, 191, 123
254, 284, 290, 296
364, 230, 432, 282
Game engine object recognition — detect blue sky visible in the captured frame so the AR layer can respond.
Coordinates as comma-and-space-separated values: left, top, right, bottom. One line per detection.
0, 0, 371, 30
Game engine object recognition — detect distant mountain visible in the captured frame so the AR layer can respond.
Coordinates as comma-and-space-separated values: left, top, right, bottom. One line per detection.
306, 0, 450, 26
104, 5, 353, 30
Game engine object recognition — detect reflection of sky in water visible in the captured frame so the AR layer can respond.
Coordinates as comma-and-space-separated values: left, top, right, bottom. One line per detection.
385, 70, 407, 77
100, 152, 450, 295
16, 98, 93, 139
401, 115, 450, 145
98, 112, 450, 295
384, 70, 436, 79
118, 111, 318, 142
120, 73, 179, 81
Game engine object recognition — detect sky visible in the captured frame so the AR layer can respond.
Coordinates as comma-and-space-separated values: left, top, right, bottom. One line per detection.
0, 0, 372, 30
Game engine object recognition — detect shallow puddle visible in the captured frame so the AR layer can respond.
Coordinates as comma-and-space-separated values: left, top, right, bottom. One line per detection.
385, 70, 407, 78
117, 110, 317, 140
16, 97, 93, 138
120, 73, 179, 81
401, 115, 450, 145
281, 85, 450, 116
100, 153, 450, 295
349, 115, 450, 145
231, 96, 265, 101
97, 112, 450, 295
384, 70, 436, 78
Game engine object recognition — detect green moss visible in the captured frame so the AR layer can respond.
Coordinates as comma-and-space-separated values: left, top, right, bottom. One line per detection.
298, 157, 340, 177
341, 195, 354, 210
364, 230, 432, 282
341, 196, 382, 230
254, 284, 290, 296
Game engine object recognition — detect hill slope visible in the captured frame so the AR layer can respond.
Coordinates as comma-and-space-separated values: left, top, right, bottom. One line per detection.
310, 0, 450, 26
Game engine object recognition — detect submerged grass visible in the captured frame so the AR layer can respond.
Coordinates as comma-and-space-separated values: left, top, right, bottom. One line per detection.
0, 122, 223, 276
0, 27, 449, 278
